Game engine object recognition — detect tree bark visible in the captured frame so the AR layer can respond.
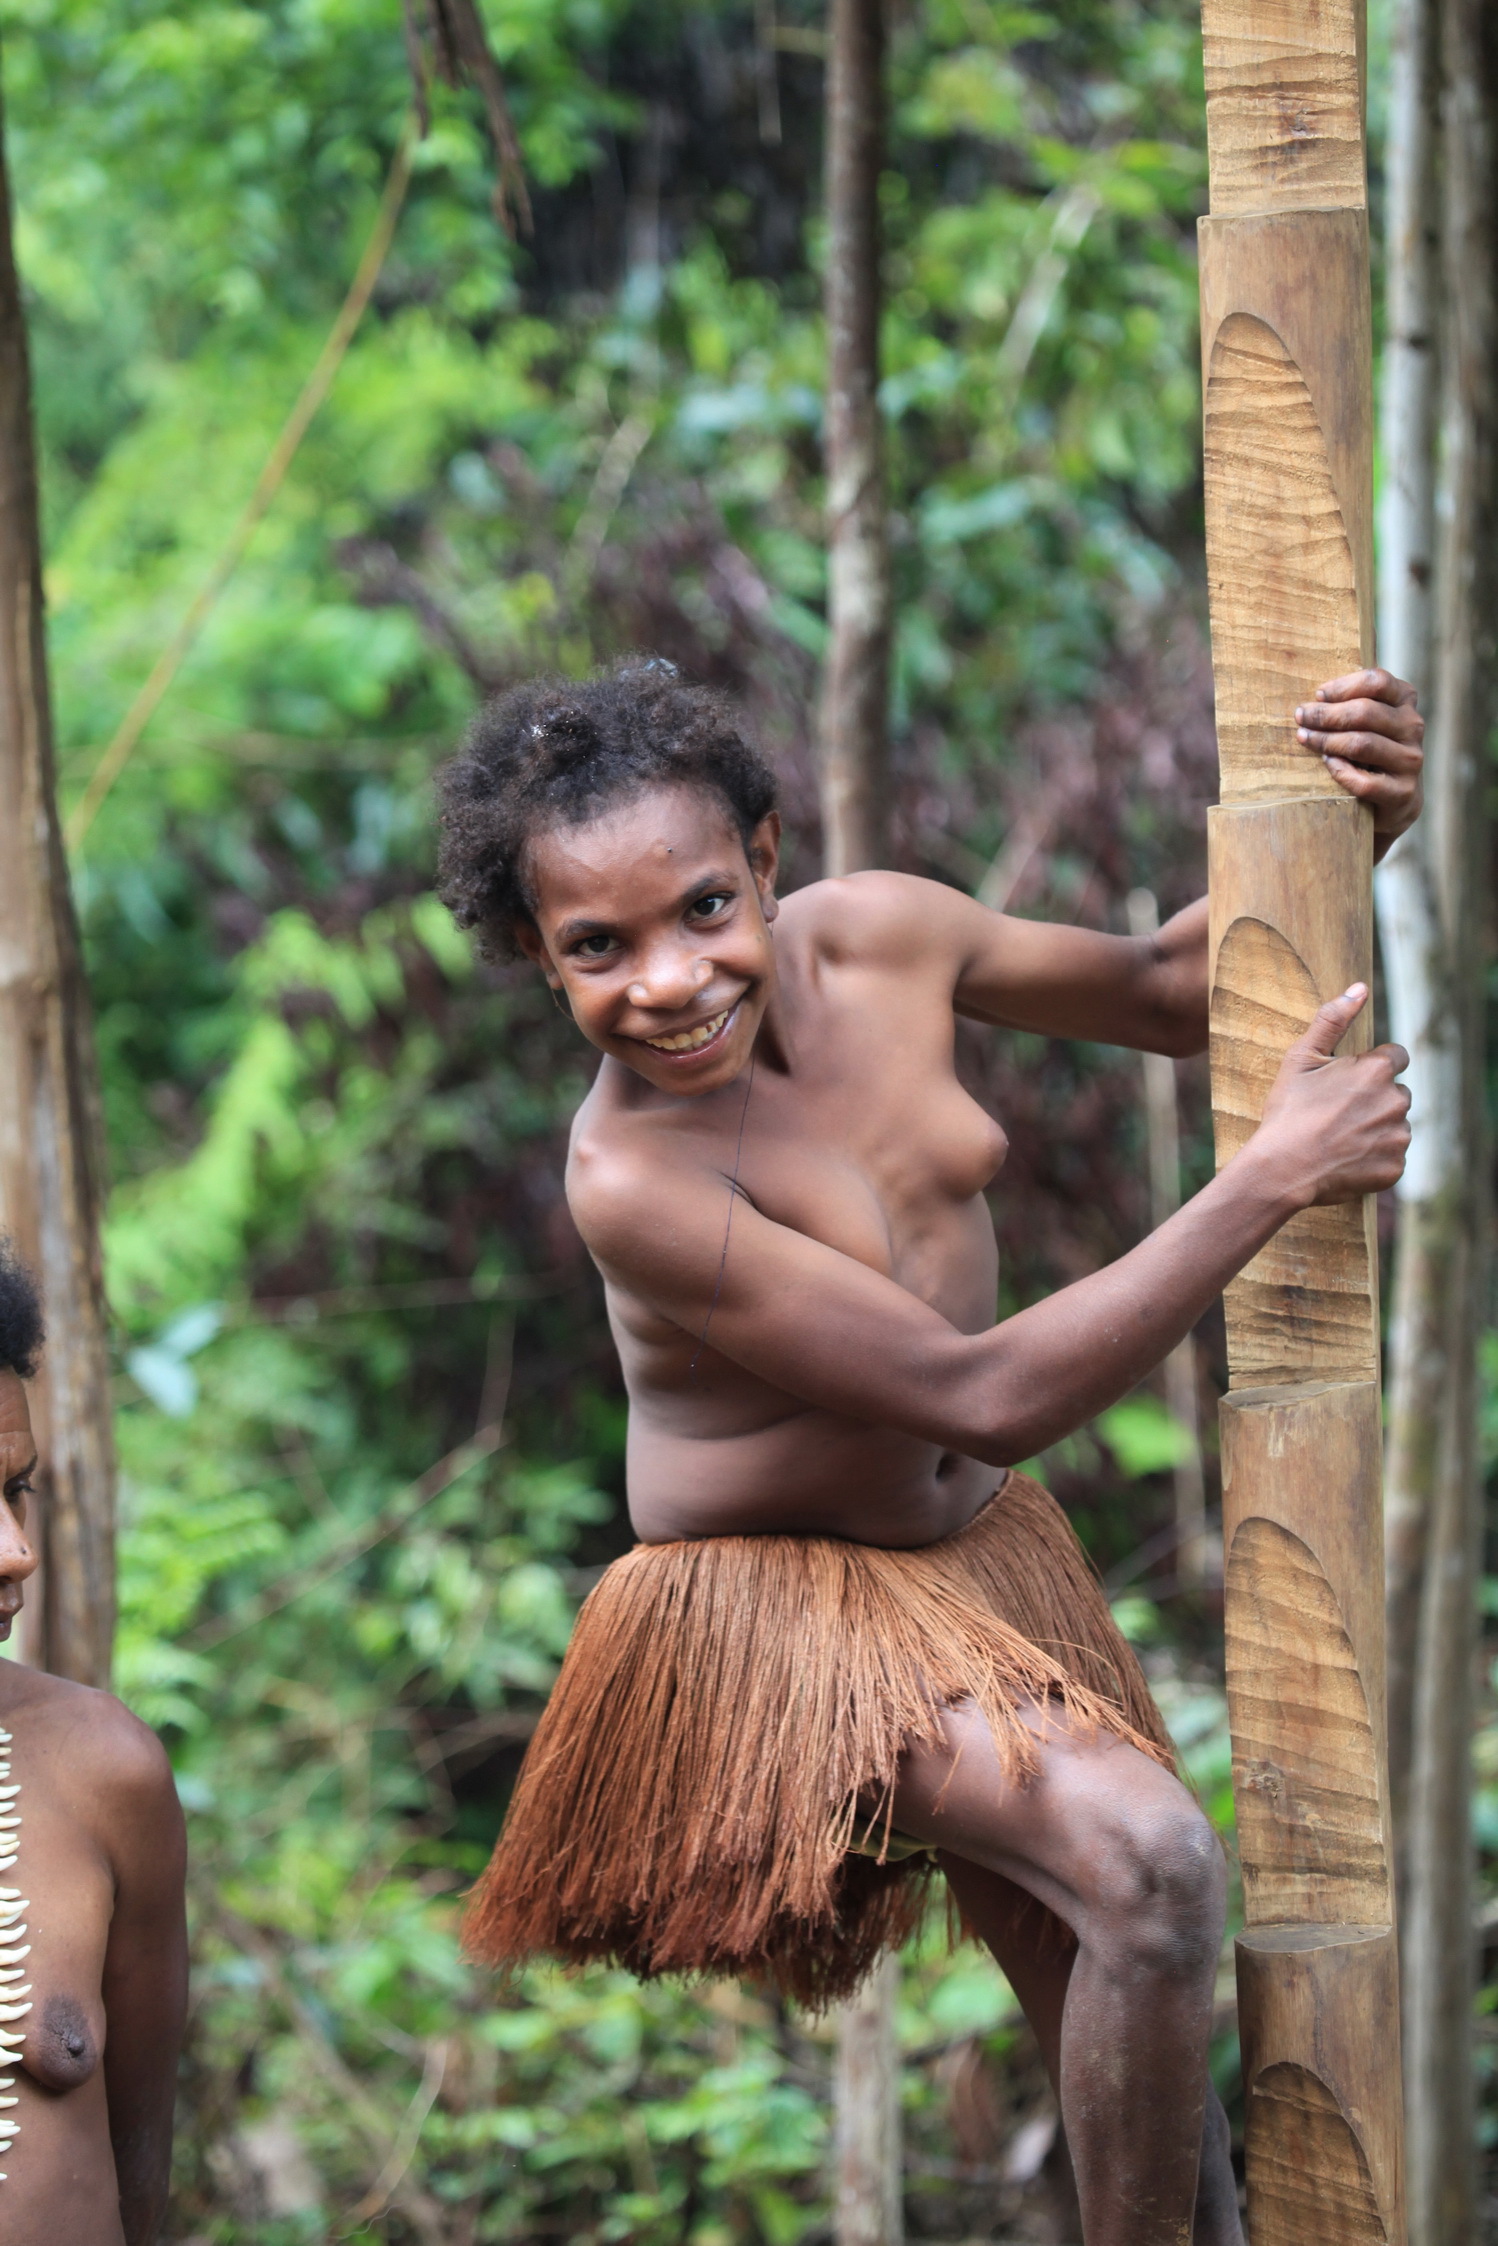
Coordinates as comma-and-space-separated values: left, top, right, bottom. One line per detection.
1125, 890, 1206, 1584
820, 0, 890, 877
1374, 0, 1444, 1879
833, 1954, 902, 2246
1388, 0, 1498, 2231
0, 70, 116, 1683
822, 5, 900, 2234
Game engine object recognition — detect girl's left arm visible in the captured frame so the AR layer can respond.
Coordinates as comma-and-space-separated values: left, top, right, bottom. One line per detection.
949, 667, 1423, 1055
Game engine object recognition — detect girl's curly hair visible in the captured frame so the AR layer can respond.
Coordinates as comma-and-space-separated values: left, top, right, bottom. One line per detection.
436, 660, 778, 958
0, 1237, 43, 1380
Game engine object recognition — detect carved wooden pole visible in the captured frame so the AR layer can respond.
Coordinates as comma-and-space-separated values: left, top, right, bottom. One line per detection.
0, 72, 116, 1684
1200, 3, 1406, 2237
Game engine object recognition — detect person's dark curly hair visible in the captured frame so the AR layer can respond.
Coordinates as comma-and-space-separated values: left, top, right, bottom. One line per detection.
0, 1238, 43, 1380
436, 659, 778, 958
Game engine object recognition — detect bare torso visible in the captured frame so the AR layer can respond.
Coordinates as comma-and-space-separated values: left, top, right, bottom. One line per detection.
573, 886, 1005, 1545
0, 1666, 185, 2246
1, 1671, 125, 2243
551, 717, 1418, 1556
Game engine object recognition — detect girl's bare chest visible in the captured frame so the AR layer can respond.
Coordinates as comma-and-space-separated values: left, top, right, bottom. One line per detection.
1, 1772, 111, 2093
736, 1064, 1008, 1290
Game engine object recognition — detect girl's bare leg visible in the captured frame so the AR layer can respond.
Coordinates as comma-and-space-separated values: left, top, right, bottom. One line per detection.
938, 1858, 1241, 2244
885, 1698, 1244, 2246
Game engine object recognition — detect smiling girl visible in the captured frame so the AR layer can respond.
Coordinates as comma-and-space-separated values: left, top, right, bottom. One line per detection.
437, 658, 1421, 2243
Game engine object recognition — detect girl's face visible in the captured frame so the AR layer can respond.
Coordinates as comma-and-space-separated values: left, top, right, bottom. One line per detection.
517, 784, 780, 1096
0, 1369, 38, 1642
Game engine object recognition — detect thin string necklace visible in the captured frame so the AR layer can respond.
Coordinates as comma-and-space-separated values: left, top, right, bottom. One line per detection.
689, 1050, 756, 1378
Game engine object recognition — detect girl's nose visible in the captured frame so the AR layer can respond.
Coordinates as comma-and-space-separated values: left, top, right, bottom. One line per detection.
0, 1511, 37, 1584
628, 951, 709, 1010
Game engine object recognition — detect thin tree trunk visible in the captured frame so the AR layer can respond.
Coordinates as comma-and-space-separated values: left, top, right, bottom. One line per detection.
820, 0, 890, 877
833, 1954, 902, 2246
822, 3, 900, 2234
1125, 891, 1206, 1585
1374, 0, 1444, 1887
1396, 0, 1498, 2231
0, 69, 116, 1684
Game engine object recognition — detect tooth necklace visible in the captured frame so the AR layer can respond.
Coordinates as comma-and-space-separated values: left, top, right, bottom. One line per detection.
0, 1724, 28, 2184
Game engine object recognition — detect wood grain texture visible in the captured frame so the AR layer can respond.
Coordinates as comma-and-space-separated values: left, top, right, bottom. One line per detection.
1245, 2063, 1387, 2243
1212, 914, 1377, 1384
1202, 0, 1366, 215
1221, 1374, 1392, 1814
1204, 313, 1361, 803
1223, 1385, 1398, 2221
1208, 803, 1377, 1387
1202, 7, 1405, 2236
1200, 208, 1375, 803
1236, 1924, 1404, 2239
1226, 1515, 1389, 1926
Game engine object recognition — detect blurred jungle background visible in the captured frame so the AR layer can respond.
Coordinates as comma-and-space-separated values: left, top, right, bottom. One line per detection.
2, 0, 1494, 2239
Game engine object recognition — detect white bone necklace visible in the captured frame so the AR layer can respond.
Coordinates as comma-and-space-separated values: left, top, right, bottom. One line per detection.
0, 1724, 28, 2182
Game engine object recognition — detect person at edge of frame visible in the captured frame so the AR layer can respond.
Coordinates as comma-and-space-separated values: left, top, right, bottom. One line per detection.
0, 1238, 188, 2245
437, 657, 1421, 2245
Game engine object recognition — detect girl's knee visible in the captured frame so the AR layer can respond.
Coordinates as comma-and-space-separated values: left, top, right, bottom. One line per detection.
1086, 1788, 1224, 1980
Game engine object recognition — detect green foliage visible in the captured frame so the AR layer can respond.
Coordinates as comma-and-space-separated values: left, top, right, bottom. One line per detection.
0, 0, 1256, 2233
1095, 1392, 1195, 1479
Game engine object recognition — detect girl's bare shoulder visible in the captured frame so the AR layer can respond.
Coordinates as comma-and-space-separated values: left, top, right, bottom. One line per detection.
781, 870, 972, 968
565, 1065, 708, 1216
0, 1668, 173, 1807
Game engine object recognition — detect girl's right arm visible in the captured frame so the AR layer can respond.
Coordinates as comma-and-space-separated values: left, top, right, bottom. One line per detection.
575, 988, 1409, 1478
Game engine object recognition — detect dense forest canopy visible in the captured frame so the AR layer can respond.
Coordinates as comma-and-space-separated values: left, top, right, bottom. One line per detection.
4, 0, 1493, 2237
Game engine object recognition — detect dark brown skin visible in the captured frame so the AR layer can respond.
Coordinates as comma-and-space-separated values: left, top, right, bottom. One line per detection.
0, 1373, 188, 2246
515, 666, 1422, 2245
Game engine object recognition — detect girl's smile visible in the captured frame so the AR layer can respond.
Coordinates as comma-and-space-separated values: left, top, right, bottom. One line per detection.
517, 785, 781, 1099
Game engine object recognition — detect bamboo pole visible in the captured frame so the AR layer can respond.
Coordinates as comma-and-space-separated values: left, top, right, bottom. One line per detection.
0, 73, 116, 1684
1198, 2, 1407, 2235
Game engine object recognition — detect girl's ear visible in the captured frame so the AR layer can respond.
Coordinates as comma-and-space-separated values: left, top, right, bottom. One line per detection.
514, 921, 563, 988
747, 811, 782, 920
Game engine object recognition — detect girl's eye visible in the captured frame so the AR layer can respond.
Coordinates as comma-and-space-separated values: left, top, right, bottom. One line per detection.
575, 933, 616, 958
690, 892, 731, 921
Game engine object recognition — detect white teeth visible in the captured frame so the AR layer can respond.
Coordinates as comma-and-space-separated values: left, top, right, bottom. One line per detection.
645, 1007, 730, 1053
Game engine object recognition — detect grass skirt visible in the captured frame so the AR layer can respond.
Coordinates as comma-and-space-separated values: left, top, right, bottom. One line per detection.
463, 1472, 1173, 2007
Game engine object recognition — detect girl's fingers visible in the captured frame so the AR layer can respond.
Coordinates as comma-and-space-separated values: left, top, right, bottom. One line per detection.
1324, 757, 1401, 798
1312, 667, 1417, 707
1296, 696, 1423, 739
1325, 760, 1423, 833
1297, 728, 1423, 770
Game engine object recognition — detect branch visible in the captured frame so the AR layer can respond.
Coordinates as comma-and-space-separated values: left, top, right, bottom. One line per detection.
190, 1421, 507, 1649
67, 124, 418, 846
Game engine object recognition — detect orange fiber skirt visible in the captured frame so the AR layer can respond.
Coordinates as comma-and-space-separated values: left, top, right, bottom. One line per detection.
463, 1472, 1173, 2008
